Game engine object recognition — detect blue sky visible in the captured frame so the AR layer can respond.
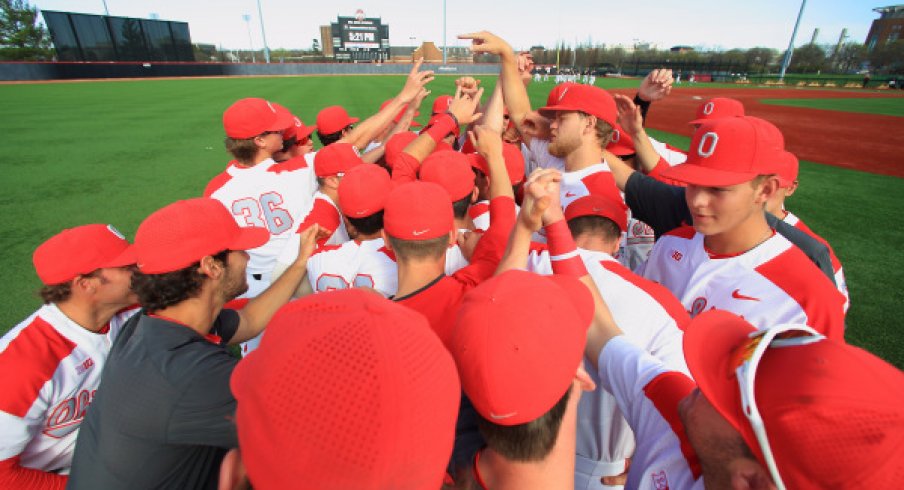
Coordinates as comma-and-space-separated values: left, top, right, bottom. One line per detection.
33, 0, 887, 52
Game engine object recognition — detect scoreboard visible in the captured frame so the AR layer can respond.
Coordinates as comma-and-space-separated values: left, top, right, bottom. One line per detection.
331, 11, 390, 62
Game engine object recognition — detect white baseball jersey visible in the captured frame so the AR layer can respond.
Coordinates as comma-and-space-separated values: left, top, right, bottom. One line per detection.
560, 162, 654, 272
782, 211, 849, 310
305, 238, 398, 298
648, 137, 687, 166
467, 201, 521, 233
527, 248, 690, 489
0, 304, 139, 474
277, 192, 350, 267
597, 336, 703, 490
639, 226, 846, 340
205, 156, 317, 277
524, 138, 565, 175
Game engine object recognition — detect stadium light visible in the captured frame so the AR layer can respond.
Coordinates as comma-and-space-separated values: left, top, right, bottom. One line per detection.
256, 0, 271, 63
442, 0, 447, 65
243, 14, 256, 63
779, 0, 807, 81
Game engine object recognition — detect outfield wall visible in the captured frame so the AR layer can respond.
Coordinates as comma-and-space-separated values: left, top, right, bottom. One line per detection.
0, 62, 499, 81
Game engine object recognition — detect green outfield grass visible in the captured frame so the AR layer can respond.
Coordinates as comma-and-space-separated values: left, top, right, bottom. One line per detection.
1, 75, 901, 367
758, 97, 904, 117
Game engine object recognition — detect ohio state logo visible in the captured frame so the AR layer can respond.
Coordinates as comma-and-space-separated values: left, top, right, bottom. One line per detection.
689, 296, 708, 317
702, 101, 715, 115
696, 132, 719, 158
611, 129, 620, 143
44, 389, 95, 438
651, 470, 670, 490
355, 9, 366, 21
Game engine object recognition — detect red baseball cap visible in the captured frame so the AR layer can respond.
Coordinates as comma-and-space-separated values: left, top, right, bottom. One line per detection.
33, 224, 134, 285
384, 181, 454, 240
776, 151, 799, 188
285, 115, 316, 142
452, 270, 593, 426
316, 105, 360, 135
546, 82, 579, 106
539, 84, 617, 127
418, 151, 475, 202
606, 124, 636, 156
432, 95, 453, 114
128, 198, 268, 274
684, 310, 904, 489
423, 113, 461, 138
564, 194, 628, 232
466, 143, 526, 185
381, 99, 421, 127
661, 116, 784, 187
383, 131, 419, 170
338, 164, 392, 218
232, 289, 461, 490
689, 97, 745, 125
223, 98, 294, 139
314, 142, 364, 177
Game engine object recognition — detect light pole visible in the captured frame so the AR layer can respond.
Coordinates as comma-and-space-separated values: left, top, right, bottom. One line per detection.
243, 14, 255, 63
256, 0, 271, 63
442, 0, 447, 65
779, 0, 807, 81
101, 0, 109, 15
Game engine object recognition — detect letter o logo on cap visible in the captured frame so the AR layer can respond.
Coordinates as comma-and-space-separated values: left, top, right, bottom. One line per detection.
559, 87, 569, 101
697, 132, 719, 158
703, 102, 715, 115
293, 116, 302, 128
611, 129, 620, 143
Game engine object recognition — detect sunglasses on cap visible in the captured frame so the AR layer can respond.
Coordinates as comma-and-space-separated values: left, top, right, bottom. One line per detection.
733, 324, 825, 490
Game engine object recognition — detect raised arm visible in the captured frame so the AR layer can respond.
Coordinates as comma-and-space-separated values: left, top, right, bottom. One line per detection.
614, 94, 662, 175
341, 59, 434, 150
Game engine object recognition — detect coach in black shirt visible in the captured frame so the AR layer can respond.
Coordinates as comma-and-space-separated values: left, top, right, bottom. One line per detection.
68, 198, 319, 489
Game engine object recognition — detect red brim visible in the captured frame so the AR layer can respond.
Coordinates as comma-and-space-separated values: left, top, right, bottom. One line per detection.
660, 163, 758, 187
267, 109, 296, 132
229, 226, 270, 251
537, 103, 581, 117
607, 142, 635, 156
103, 245, 138, 268
683, 310, 758, 443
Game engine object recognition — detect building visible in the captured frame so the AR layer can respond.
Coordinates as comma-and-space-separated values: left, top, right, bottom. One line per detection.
866, 5, 904, 50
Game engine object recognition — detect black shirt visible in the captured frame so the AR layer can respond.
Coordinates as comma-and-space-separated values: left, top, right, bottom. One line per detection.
624, 171, 837, 285
67, 310, 240, 490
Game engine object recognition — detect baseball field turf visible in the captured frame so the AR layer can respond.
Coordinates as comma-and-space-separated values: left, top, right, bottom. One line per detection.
1, 75, 901, 367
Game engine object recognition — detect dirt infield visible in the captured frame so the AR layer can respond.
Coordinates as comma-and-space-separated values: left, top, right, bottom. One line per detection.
609, 87, 904, 178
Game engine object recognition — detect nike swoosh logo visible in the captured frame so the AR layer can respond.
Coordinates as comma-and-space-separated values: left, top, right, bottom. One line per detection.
489, 411, 518, 420
732, 289, 760, 301
565, 192, 578, 198
412, 229, 430, 236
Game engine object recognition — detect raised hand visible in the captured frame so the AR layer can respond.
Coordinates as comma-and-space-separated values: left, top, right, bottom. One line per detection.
447, 85, 485, 125
468, 124, 502, 160
455, 76, 481, 97
614, 94, 644, 136
637, 68, 673, 102
458, 31, 513, 57
398, 58, 435, 103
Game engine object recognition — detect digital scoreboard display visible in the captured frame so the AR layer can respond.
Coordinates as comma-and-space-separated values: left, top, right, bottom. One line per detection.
331, 11, 389, 61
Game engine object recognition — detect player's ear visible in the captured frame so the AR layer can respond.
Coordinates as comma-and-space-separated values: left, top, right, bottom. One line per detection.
784, 180, 799, 197
470, 186, 479, 204
198, 254, 225, 280
380, 230, 393, 251
755, 176, 780, 205
575, 364, 596, 392
218, 448, 251, 490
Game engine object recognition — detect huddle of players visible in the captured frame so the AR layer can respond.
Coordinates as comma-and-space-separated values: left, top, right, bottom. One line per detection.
1, 29, 901, 490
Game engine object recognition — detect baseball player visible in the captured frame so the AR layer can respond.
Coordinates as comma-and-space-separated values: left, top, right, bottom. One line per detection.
67, 198, 319, 489
205, 98, 317, 300
466, 143, 525, 232
638, 116, 846, 338
0, 225, 137, 489
224, 289, 461, 490
767, 150, 849, 309
271, 111, 316, 164
583, 307, 904, 489
272, 163, 399, 298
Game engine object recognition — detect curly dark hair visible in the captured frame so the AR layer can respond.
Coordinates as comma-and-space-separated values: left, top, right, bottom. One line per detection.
316, 129, 345, 147
131, 251, 229, 312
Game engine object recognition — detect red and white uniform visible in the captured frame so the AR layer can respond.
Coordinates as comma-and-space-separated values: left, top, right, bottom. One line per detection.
204, 156, 317, 288
528, 249, 690, 489
639, 226, 846, 340
0, 305, 139, 481
523, 139, 565, 174
649, 137, 687, 166
305, 238, 398, 298
276, 192, 350, 270
782, 211, 849, 310
560, 163, 654, 271
467, 201, 521, 233
596, 336, 703, 490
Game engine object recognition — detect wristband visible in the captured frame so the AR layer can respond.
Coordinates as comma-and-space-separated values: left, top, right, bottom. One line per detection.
545, 218, 588, 277
426, 113, 458, 144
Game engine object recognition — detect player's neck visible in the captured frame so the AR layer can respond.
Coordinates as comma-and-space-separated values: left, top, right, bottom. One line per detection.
574, 234, 618, 256
564, 143, 603, 172
236, 153, 273, 168
151, 288, 222, 335
319, 185, 339, 203
394, 259, 445, 298
478, 403, 579, 490
56, 299, 121, 333
703, 214, 773, 257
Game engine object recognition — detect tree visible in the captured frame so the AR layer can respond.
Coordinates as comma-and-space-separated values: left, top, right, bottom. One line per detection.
833, 43, 866, 73
789, 43, 827, 73
745, 47, 777, 73
0, 0, 53, 60
869, 40, 904, 74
